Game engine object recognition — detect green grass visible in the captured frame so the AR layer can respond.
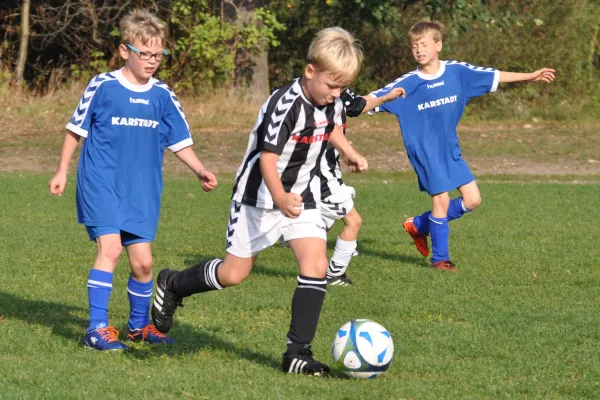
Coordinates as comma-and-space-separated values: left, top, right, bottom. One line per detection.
1, 172, 599, 399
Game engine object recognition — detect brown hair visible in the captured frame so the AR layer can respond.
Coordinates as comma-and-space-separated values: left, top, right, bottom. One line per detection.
120, 9, 166, 46
408, 19, 444, 44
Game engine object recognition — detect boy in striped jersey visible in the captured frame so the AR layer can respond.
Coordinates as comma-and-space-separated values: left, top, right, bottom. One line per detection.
321, 87, 405, 286
369, 20, 554, 271
152, 27, 367, 375
48, 9, 218, 350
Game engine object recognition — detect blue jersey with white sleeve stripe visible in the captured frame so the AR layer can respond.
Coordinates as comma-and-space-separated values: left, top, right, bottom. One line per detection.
370, 61, 499, 195
67, 68, 192, 240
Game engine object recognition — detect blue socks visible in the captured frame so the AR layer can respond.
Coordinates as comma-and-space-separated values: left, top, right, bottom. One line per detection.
429, 216, 450, 262
413, 198, 471, 235
87, 269, 113, 331
127, 276, 153, 331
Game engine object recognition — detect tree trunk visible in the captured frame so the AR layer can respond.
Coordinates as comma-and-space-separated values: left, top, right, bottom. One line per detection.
251, 46, 270, 104
15, 0, 31, 88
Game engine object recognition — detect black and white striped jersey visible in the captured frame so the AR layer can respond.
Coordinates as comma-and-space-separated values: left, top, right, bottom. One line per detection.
319, 88, 367, 199
232, 78, 344, 209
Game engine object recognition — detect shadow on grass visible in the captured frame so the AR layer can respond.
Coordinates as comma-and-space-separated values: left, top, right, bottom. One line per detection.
0, 290, 86, 342
124, 321, 347, 379
354, 237, 428, 266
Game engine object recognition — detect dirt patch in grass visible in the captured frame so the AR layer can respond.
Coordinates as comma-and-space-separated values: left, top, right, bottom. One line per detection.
1, 92, 599, 176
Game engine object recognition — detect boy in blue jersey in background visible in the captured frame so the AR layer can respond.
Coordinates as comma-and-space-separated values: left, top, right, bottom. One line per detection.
49, 9, 218, 350
370, 20, 554, 271
321, 87, 405, 286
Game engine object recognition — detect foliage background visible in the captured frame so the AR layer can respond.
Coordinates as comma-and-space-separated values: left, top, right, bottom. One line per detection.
0, 0, 599, 119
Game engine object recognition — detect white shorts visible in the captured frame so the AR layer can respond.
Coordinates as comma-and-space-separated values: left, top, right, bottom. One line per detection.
320, 185, 356, 230
225, 201, 327, 258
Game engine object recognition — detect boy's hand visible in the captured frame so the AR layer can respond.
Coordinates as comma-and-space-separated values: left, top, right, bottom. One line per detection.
49, 173, 67, 196
344, 151, 368, 173
197, 169, 218, 192
274, 192, 303, 218
530, 68, 555, 83
383, 87, 406, 101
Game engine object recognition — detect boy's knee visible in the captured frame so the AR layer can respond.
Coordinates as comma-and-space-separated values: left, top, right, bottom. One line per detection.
99, 242, 123, 263
464, 195, 481, 210
298, 257, 328, 278
219, 269, 248, 287
343, 209, 362, 230
131, 255, 153, 276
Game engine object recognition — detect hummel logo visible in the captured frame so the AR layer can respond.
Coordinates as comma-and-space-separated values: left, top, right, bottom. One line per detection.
130, 97, 149, 105
427, 81, 444, 89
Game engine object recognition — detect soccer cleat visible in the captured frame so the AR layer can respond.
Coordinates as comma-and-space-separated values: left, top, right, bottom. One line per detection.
83, 326, 128, 351
327, 273, 353, 286
403, 217, 430, 257
151, 269, 184, 334
281, 346, 330, 376
127, 324, 175, 344
431, 260, 457, 272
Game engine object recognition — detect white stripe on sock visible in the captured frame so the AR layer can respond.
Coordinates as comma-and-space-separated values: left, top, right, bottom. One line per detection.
127, 288, 152, 297
87, 280, 112, 288
297, 285, 327, 293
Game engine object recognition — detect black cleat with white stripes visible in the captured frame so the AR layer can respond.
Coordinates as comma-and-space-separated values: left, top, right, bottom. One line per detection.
151, 269, 183, 334
281, 346, 330, 376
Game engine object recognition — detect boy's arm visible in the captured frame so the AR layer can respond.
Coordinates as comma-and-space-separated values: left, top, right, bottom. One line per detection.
361, 87, 406, 113
499, 68, 555, 84
173, 147, 218, 192
260, 151, 302, 218
328, 125, 368, 172
49, 130, 81, 196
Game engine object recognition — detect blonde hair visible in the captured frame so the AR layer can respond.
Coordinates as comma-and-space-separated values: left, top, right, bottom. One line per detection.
307, 27, 363, 85
408, 19, 444, 44
120, 9, 166, 46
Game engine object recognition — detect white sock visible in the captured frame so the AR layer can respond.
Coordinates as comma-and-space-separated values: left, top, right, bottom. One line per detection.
327, 238, 357, 278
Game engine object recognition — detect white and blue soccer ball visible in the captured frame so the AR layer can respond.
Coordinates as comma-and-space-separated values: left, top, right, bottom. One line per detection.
331, 319, 394, 379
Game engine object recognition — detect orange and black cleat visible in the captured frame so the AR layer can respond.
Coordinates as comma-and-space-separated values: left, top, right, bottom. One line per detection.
403, 217, 430, 257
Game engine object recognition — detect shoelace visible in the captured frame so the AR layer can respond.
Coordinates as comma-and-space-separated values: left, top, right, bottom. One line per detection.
140, 324, 167, 340
97, 326, 121, 343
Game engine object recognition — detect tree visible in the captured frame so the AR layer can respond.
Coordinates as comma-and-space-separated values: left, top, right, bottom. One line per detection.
15, 0, 30, 88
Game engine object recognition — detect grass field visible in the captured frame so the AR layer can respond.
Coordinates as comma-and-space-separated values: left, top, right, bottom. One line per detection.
1, 172, 599, 399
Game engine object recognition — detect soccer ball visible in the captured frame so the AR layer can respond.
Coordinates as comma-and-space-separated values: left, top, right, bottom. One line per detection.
331, 319, 394, 379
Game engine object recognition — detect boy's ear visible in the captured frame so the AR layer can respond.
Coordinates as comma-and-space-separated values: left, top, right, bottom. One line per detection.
119, 44, 130, 60
305, 63, 316, 79
435, 40, 443, 53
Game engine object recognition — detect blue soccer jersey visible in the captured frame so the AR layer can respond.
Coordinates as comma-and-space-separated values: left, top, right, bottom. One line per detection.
67, 69, 193, 240
370, 61, 499, 195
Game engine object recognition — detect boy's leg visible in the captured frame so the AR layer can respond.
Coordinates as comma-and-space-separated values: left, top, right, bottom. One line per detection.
405, 181, 480, 258
84, 229, 128, 350
283, 236, 330, 375
152, 254, 252, 334
429, 192, 456, 271
327, 207, 361, 285
152, 201, 272, 333
125, 239, 174, 344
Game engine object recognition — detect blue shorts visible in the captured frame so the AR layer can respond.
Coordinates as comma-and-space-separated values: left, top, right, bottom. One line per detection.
85, 226, 151, 246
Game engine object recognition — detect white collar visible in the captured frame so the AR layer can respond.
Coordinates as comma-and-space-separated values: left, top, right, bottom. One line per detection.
115, 68, 155, 92
415, 60, 446, 81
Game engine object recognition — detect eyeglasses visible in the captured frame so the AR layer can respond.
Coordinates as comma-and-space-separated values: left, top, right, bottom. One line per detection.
126, 44, 169, 62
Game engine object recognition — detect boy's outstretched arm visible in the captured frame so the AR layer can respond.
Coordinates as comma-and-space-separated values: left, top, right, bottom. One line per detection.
329, 124, 368, 173
260, 151, 302, 218
174, 147, 218, 192
49, 130, 81, 196
499, 68, 555, 84
361, 87, 406, 113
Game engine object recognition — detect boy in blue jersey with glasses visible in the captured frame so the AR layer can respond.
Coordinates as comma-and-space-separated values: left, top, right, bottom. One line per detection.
49, 9, 218, 350
369, 20, 554, 271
